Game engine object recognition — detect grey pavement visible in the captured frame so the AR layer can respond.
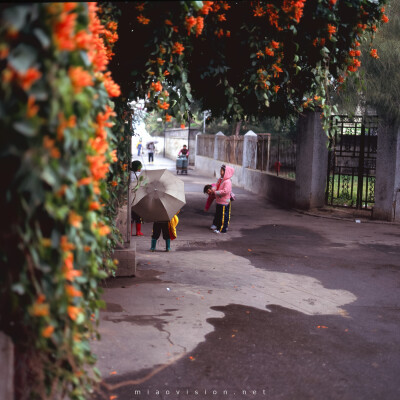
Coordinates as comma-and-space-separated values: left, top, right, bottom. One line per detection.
92, 157, 400, 400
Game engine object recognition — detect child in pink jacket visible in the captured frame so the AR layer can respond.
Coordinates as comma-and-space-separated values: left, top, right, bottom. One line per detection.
204, 165, 234, 233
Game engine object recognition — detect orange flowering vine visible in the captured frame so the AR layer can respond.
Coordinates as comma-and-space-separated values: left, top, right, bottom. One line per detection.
172, 42, 185, 55
370, 48, 379, 59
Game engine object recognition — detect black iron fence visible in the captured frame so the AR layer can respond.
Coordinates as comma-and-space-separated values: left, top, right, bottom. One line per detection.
326, 115, 378, 209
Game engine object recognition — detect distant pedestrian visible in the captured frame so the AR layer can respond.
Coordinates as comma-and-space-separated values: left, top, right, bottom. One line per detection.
130, 160, 144, 236
178, 144, 189, 158
147, 142, 155, 163
205, 165, 234, 233
136, 140, 143, 156
150, 214, 179, 252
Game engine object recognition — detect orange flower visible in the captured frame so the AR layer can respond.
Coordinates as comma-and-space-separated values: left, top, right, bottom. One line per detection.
69, 211, 82, 228
137, 15, 150, 24
65, 284, 83, 297
256, 51, 264, 59
157, 57, 165, 65
273, 85, 280, 93
31, 295, 50, 317
151, 81, 163, 92
19, 67, 42, 91
381, 14, 389, 23
77, 177, 92, 186
327, 24, 336, 39
0, 44, 9, 59
165, 19, 173, 26
271, 41, 280, 49
87, 154, 109, 180
84, 245, 91, 252
110, 149, 118, 162
75, 30, 91, 50
43, 136, 61, 159
201, 1, 214, 15
111, 180, 118, 187
159, 45, 166, 54
253, 5, 266, 16
53, 8, 77, 51
67, 305, 82, 320
218, 14, 226, 22
370, 48, 379, 59
272, 64, 283, 77
57, 113, 76, 140
103, 72, 121, 97
180, 124, 185, 129
314, 95, 320, 101
69, 66, 93, 93
226, 31, 231, 38
265, 47, 274, 57
172, 42, 184, 55
157, 100, 170, 110
196, 16, 204, 36
163, 70, 170, 76
62, 251, 82, 281
136, 2, 145, 12
185, 15, 197, 35
42, 325, 54, 338
165, 114, 172, 122
26, 96, 39, 118
337, 76, 345, 83
329, 0, 337, 5
61, 235, 76, 252
89, 201, 101, 211
96, 222, 111, 236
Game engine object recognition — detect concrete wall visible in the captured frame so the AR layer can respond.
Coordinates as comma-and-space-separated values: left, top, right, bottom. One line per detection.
374, 122, 400, 221
164, 128, 200, 165
195, 155, 296, 208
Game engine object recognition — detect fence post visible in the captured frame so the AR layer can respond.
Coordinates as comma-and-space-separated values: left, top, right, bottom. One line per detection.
214, 131, 225, 160
243, 130, 258, 169
295, 110, 328, 209
373, 122, 400, 221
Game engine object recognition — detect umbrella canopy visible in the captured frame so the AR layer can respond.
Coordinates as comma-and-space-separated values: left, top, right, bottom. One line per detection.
131, 169, 185, 222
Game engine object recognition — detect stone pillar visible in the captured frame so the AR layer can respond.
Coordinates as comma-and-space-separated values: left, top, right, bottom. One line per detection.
373, 123, 400, 221
242, 130, 258, 169
295, 111, 328, 209
214, 131, 225, 160
0, 331, 14, 400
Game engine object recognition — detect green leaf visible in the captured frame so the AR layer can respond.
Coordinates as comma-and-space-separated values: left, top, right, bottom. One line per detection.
3, 5, 32, 31
13, 121, 37, 137
11, 283, 25, 295
34, 28, 50, 49
8, 44, 38, 74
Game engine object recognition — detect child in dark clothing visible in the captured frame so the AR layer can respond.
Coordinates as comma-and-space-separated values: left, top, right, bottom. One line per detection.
150, 214, 179, 252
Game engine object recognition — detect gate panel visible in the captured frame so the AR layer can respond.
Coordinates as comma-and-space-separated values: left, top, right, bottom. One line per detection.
325, 115, 378, 209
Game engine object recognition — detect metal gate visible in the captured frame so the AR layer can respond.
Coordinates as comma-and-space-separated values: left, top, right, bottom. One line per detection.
325, 115, 378, 209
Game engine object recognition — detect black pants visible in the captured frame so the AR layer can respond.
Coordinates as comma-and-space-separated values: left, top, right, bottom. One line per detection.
213, 203, 231, 233
148, 152, 154, 162
152, 222, 170, 240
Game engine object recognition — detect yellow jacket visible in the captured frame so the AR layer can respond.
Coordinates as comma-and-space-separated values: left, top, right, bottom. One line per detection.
168, 214, 179, 240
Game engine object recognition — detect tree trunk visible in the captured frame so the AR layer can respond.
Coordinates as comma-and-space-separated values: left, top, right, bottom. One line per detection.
232, 121, 242, 137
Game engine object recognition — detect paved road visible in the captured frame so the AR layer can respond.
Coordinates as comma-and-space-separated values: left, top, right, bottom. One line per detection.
92, 157, 400, 400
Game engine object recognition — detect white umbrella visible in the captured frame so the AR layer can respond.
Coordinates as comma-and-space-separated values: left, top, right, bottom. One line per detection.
131, 169, 185, 222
